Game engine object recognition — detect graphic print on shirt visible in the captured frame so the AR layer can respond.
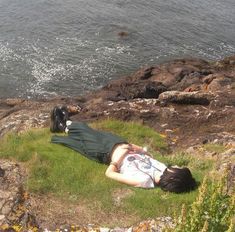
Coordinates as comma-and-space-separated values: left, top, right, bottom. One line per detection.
127, 155, 151, 169
120, 153, 167, 188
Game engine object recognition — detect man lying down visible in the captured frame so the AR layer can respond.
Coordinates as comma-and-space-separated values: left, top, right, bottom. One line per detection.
50, 106, 196, 193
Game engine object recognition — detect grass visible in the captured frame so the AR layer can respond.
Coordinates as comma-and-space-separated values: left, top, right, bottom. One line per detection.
0, 119, 215, 226
203, 143, 227, 154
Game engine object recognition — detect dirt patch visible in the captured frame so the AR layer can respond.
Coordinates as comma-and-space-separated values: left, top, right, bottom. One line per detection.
29, 193, 139, 230
112, 188, 134, 207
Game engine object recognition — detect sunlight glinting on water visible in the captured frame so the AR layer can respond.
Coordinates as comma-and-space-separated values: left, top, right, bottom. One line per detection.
0, 0, 234, 98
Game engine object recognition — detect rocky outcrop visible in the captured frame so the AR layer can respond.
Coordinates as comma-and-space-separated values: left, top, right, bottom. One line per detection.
0, 160, 38, 230
73, 56, 235, 149
0, 56, 234, 148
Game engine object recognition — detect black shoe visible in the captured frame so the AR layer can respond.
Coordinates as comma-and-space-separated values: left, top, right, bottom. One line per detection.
50, 106, 69, 133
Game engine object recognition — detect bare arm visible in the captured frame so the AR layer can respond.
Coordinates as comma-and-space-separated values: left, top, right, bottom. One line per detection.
105, 164, 141, 186
105, 144, 141, 186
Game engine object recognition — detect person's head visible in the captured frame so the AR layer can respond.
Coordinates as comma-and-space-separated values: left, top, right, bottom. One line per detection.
158, 166, 196, 193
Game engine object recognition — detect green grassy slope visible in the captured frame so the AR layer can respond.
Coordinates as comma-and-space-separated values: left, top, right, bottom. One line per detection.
0, 119, 214, 225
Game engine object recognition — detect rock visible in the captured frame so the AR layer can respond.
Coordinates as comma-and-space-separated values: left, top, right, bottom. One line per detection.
0, 167, 5, 177
221, 148, 235, 158
158, 91, 214, 105
118, 31, 128, 37
186, 146, 197, 154
203, 74, 216, 85
132, 217, 174, 232
111, 227, 128, 232
5, 98, 25, 106
211, 132, 235, 146
100, 227, 111, 232
0, 160, 38, 228
1, 203, 12, 215
0, 214, 5, 221
207, 75, 233, 91
216, 153, 235, 195
0, 191, 12, 199
161, 124, 168, 128
0, 56, 234, 149
104, 81, 167, 101
0, 200, 4, 210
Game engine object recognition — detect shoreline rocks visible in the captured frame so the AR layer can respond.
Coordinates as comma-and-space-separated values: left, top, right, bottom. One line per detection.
0, 56, 234, 149
0, 57, 234, 162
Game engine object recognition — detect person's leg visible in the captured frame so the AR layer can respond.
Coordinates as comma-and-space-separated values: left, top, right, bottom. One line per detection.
65, 121, 111, 163
66, 121, 93, 138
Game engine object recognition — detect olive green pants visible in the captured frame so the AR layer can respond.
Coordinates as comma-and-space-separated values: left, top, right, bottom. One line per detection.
51, 122, 127, 164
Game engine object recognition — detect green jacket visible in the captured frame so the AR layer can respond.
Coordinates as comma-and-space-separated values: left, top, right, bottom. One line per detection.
51, 122, 127, 164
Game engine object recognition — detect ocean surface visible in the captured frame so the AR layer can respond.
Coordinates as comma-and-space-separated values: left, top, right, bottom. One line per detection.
0, 0, 235, 98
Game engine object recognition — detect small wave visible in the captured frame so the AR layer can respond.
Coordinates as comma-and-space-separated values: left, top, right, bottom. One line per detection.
0, 42, 22, 62
1, 36, 234, 98
26, 84, 58, 99
19, 38, 134, 97
154, 41, 235, 62
95, 44, 131, 55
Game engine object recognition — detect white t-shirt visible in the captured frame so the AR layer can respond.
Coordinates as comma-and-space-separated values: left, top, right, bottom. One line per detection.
119, 153, 167, 188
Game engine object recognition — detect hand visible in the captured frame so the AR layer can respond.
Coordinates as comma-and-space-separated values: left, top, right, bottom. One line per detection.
111, 144, 129, 165
128, 144, 144, 153
128, 144, 153, 157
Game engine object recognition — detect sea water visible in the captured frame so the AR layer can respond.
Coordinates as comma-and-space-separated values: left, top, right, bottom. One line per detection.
0, 0, 234, 98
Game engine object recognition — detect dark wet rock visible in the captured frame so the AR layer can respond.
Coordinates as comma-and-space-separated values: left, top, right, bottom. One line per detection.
104, 81, 167, 101
118, 31, 128, 37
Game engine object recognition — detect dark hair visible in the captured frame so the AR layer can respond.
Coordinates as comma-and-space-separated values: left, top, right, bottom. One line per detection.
159, 167, 196, 193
